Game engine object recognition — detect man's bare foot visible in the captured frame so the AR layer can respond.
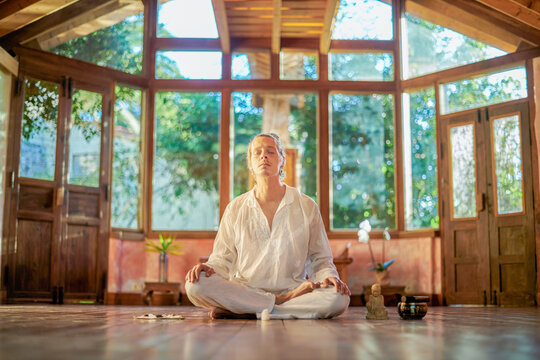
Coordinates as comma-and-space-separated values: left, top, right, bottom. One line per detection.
275, 280, 320, 305
209, 307, 256, 319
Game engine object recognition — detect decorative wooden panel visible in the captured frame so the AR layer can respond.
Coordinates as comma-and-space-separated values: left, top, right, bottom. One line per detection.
455, 264, 478, 292
64, 225, 98, 294
14, 220, 52, 293
18, 185, 54, 212
499, 226, 525, 256
454, 229, 477, 258
67, 190, 99, 218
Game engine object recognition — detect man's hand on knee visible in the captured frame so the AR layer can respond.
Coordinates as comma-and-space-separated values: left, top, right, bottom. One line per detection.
321, 277, 351, 295
185, 263, 215, 283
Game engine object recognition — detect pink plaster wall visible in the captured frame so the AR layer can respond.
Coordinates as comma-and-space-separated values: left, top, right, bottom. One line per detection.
108, 236, 442, 297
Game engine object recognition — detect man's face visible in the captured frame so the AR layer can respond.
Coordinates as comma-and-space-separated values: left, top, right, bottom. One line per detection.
250, 136, 282, 179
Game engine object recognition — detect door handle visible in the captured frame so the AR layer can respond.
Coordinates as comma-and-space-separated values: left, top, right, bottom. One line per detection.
477, 192, 486, 212
56, 187, 65, 206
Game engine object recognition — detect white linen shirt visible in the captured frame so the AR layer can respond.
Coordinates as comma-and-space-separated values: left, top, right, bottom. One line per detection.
205, 185, 339, 293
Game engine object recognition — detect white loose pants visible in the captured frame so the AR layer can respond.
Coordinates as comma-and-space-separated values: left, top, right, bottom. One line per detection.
185, 273, 350, 319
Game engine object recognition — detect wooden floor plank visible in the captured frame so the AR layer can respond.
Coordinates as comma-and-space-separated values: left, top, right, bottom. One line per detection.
0, 305, 539, 360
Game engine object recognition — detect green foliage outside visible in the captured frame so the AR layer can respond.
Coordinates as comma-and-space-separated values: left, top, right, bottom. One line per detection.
493, 116, 524, 214
331, 93, 395, 229
404, 13, 505, 79
231, 93, 317, 200
406, 88, 438, 229
112, 87, 142, 229
51, 14, 144, 74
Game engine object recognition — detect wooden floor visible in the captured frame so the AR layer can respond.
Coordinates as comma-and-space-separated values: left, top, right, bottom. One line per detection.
1, 305, 539, 360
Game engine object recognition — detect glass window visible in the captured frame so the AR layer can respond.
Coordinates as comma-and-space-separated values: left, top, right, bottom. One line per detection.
402, 13, 506, 79
49, 2, 143, 74
112, 86, 142, 229
440, 67, 527, 115
158, 0, 218, 38
68, 89, 102, 187
280, 51, 318, 80
492, 115, 524, 215
330, 93, 395, 229
19, 78, 59, 180
332, 0, 393, 40
153, 92, 221, 230
232, 51, 271, 80
402, 88, 438, 229
156, 51, 222, 79
450, 124, 476, 219
329, 52, 393, 81
231, 92, 318, 201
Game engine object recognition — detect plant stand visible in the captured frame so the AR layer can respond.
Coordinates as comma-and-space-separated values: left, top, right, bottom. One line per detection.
142, 282, 182, 306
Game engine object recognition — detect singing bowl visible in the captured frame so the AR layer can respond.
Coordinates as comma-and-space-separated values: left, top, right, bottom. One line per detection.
397, 296, 428, 320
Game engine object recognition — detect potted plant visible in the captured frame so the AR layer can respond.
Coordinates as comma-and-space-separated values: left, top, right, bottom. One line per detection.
357, 220, 394, 286
145, 234, 183, 283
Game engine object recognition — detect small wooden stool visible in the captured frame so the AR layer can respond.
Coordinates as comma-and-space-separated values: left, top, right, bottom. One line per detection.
142, 282, 182, 306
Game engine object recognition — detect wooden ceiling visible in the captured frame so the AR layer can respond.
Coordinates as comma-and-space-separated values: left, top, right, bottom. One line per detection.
1, 0, 540, 55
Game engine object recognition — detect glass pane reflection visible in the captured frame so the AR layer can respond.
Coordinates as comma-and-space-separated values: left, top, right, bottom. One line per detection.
450, 124, 476, 218
19, 78, 59, 180
68, 89, 102, 187
492, 115, 523, 214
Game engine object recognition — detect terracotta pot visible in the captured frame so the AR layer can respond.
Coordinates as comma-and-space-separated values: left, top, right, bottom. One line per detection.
375, 270, 390, 286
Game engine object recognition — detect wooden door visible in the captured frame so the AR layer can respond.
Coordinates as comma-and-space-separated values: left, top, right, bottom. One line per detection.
60, 81, 111, 302
7, 75, 67, 301
484, 102, 535, 306
6, 74, 111, 303
441, 110, 490, 305
441, 100, 535, 305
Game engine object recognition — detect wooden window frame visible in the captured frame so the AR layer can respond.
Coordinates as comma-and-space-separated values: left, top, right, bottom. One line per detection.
45, 0, 540, 240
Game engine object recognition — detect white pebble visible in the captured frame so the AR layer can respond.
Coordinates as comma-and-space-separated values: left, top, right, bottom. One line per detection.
261, 309, 270, 321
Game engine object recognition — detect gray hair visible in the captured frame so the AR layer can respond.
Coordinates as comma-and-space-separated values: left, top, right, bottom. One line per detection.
247, 132, 286, 181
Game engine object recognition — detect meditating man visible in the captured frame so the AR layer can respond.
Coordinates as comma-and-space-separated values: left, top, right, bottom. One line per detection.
185, 132, 350, 319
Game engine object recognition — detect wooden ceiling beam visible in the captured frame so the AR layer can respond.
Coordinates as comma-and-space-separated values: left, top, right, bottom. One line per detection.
476, 0, 540, 30
271, 0, 282, 54
211, 0, 230, 53
320, 0, 340, 54
0, 0, 42, 21
450, 0, 540, 46
0, 0, 114, 49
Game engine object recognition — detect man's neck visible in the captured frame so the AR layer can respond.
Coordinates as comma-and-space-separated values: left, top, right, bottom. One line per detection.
254, 177, 285, 203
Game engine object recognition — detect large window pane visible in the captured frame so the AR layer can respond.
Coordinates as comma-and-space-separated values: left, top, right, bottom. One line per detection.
492, 115, 523, 214
153, 92, 220, 230
440, 67, 527, 115
329, 52, 393, 81
156, 51, 222, 79
403, 88, 438, 229
68, 89, 102, 187
112, 86, 142, 229
280, 51, 318, 80
50, 2, 143, 74
158, 0, 218, 38
19, 78, 59, 180
330, 93, 395, 229
402, 13, 506, 79
450, 124, 476, 219
231, 92, 318, 201
232, 51, 271, 80
332, 0, 393, 40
